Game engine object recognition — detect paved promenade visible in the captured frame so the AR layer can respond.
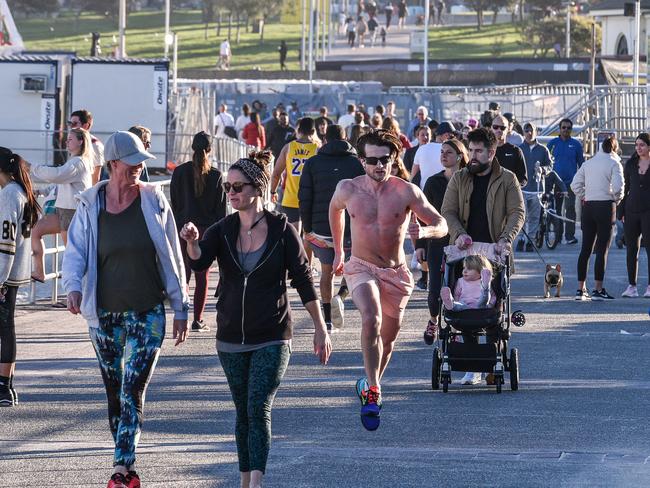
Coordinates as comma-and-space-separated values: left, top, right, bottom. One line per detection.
2, 238, 650, 487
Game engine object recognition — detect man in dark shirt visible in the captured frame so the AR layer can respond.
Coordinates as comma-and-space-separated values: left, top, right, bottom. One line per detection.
440, 127, 524, 386
267, 112, 296, 160
491, 114, 527, 187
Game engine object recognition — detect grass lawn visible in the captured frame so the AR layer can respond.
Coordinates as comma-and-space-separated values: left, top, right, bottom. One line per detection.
16, 10, 537, 71
427, 22, 536, 59
16, 9, 305, 71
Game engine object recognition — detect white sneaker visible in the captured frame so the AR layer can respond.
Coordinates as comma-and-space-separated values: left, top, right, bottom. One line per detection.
331, 294, 345, 329
644, 286, 650, 298
461, 372, 482, 385
622, 285, 639, 298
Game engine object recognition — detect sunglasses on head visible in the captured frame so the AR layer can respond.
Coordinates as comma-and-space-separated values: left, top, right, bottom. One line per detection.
223, 181, 254, 193
492, 124, 507, 131
363, 155, 393, 166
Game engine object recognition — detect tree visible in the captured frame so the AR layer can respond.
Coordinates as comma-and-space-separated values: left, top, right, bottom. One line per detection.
465, 0, 490, 31
518, 15, 601, 57
7, 0, 58, 16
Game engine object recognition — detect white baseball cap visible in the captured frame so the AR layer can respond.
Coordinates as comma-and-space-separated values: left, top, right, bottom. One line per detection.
104, 131, 155, 166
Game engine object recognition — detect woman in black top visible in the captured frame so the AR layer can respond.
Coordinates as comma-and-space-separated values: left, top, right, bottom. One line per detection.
170, 132, 227, 331
180, 151, 331, 488
417, 139, 468, 344
621, 132, 650, 298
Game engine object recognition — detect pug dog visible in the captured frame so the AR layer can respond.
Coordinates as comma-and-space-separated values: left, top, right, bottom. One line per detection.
544, 264, 563, 298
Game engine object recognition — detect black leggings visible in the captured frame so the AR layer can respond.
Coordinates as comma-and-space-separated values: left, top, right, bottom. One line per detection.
0, 285, 18, 363
577, 201, 615, 282
624, 210, 650, 285
426, 239, 448, 317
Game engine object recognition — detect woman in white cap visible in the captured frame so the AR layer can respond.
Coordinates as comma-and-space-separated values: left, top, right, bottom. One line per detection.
62, 131, 190, 488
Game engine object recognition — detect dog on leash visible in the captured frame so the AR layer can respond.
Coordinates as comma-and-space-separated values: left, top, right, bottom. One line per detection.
544, 264, 563, 298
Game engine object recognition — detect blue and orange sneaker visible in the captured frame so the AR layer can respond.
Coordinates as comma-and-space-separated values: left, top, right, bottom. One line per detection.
355, 377, 369, 401
360, 385, 382, 431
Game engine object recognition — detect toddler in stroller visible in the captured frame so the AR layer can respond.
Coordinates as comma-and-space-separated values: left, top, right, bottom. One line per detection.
431, 243, 522, 393
440, 255, 496, 312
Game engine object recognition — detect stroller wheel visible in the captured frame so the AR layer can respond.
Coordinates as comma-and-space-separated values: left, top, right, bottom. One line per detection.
510, 348, 519, 391
431, 348, 442, 390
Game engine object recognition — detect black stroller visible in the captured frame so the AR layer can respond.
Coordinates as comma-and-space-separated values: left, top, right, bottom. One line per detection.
431, 243, 525, 393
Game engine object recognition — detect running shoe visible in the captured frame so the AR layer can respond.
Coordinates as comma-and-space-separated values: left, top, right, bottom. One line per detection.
107, 473, 128, 488
644, 286, 650, 298
360, 385, 382, 431
311, 267, 320, 278
355, 377, 369, 401
461, 372, 482, 385
591, 289, 614, 301
10, 386, 17, 405
191, 320, 210, 332
326, 322, 333, 333
622, 285, 639, 298
565, 237, 578, 245
0, 388, 13, 407
575, 289, 591, 301
331, 294, 345, 329
423, 320, 437, 345
126, 471, 141, 488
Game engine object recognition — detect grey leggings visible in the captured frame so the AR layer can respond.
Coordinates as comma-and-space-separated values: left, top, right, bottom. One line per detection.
218, 344, 290, 473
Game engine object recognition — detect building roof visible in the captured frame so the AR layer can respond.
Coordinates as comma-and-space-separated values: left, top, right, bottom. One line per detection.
0, 54, 60, 62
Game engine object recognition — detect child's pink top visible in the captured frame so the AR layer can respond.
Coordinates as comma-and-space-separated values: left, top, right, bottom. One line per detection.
454, 278, 496, 308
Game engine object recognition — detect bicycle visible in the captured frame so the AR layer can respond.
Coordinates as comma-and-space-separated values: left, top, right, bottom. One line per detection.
534, 192, 562, 250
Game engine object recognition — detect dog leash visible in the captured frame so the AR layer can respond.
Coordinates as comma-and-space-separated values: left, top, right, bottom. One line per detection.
518, 228, 549, 266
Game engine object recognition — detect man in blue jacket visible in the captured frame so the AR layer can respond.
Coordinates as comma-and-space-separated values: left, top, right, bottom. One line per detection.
518, 122, 553, 251
547, 118, 584, 244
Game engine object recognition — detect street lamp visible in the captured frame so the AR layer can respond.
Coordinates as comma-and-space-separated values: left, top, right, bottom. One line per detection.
563, 1, 574, 59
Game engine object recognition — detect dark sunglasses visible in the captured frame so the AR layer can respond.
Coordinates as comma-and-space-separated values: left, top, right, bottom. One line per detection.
491, 125, 507, 131
560, 125, 572, 130
524, 128, 534, 133
223, 181, 254, 193
363, 155, 393, 166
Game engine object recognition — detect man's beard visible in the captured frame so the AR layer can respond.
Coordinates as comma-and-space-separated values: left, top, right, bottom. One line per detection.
468, 159, 490, 174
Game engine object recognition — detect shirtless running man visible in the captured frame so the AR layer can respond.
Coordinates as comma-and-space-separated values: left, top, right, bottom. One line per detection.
329, 129, 448, 430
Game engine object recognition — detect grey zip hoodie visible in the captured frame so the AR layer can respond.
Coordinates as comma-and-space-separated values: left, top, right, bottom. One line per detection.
62, 181, 189, 327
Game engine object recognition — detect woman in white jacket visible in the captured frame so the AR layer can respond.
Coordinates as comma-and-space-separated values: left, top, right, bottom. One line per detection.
62, 131, 189, 488
29, 128, 93, 282
0, 147, 41, 407
571, 136, 625, 301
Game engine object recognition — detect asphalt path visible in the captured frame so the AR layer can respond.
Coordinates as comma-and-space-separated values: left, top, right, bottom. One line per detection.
2, 237, 650, 487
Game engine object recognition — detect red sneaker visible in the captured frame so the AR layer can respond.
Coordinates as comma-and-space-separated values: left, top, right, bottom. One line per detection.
126, 471, 141, 488
107, 473, 128, 488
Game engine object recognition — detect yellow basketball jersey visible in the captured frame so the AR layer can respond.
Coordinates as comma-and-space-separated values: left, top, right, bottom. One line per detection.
282, 140, 318, 208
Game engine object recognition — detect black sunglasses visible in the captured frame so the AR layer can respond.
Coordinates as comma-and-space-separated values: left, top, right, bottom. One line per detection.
491, 124, 507, 131
223, 181, 254, 193
363, 155, 393, 166
560, 125, 572, 130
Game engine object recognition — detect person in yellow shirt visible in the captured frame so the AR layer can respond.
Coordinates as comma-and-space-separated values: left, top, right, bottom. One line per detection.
271, 118, 320, 232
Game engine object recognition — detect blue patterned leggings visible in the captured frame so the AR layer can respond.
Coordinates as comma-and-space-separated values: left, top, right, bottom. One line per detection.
90, 303, 165, 467
218, 344, 290, 473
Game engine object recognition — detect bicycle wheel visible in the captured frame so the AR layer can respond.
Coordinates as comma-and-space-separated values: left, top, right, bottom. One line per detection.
545, 214, 560, 250
534, 221, 544, 249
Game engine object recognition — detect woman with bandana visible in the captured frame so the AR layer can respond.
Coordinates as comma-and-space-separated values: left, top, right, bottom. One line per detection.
180, 150, 332, 488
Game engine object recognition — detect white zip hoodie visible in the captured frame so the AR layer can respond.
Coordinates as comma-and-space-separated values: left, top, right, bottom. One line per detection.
62, 181, 189, 327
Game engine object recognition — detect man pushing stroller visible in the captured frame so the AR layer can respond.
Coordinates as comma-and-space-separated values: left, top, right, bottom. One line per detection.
440, 127, 525, 384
